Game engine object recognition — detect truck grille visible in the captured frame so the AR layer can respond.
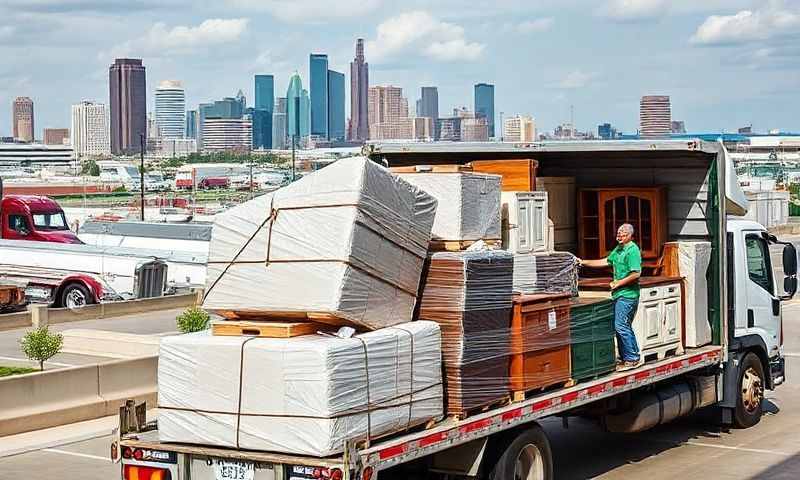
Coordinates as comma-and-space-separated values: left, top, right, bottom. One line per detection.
135, 260, 168, 298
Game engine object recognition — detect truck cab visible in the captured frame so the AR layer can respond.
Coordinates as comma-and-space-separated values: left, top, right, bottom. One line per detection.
1, 195, 82, 244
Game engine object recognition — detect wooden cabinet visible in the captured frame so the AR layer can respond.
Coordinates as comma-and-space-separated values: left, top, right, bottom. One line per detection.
632, 281, 684, 360
501, 191, 549, 254
470, 159, 537, 191
578, 187, 667, 259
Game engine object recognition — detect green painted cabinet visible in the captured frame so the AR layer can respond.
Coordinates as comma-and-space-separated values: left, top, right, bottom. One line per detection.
570, 298, 616, 382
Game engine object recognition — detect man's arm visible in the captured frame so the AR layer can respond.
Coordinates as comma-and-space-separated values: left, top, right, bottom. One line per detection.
611, 271, 640, 290
579, 258, 609, 268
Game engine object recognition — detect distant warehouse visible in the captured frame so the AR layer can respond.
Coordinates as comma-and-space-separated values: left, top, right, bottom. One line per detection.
0, 143, 74, 167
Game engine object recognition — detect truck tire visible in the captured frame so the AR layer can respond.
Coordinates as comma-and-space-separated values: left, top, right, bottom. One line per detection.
734, 352, 765, 429
487, 425, 553, 480
59, 283, 93, 309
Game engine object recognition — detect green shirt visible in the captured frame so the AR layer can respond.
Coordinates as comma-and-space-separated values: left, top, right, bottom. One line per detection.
607, 241, 642, 299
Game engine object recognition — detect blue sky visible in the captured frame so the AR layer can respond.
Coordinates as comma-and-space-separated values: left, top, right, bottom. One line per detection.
1, 0, 799, 138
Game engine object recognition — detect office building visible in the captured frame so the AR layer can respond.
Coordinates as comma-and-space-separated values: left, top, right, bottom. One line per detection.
461, 117, 489, 141
198, 96, 244, 149
236, 90, 247, 111
44, 128, 69, 145
598, 122, 617, 140
639, 95, 672, 139
71, 101, 110, 157
671, 120, 686, 134
12, 97, 34, 142
286, 72, 310, 141
349, 38, 369, 142
154, 80, 185, 139
328, 70, 345, 142
310, 54, 329, 139
474, 83, 495, 138
201, 118, 252, 152
437, 117, 462, 142
368, 86, 409, 140
0, 143, 73, 166
156, 138, 197, 158
504, 115, 536, 142
411, 117, 434, 141
186, 110, 198, 139
416, 87, 438, 138
253, 75, 274, 149
273, 97, 288, 149
109, 58, 146, 155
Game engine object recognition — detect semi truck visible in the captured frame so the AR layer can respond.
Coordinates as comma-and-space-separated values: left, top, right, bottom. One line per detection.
115, 140, 796, 480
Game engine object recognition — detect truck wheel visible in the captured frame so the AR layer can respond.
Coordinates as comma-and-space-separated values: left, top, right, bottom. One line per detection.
734, 352, 765, 428
60, 283, 93, 309
487, 426, 553, 480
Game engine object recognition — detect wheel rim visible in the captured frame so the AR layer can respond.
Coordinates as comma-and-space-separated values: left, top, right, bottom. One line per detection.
66, 289, 87, 309
514, 444, 545, 480
741, 366, 764, 414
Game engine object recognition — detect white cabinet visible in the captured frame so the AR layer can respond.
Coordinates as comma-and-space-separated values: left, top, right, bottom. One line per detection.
501, 191, 549, 254
632, 282, 684, 360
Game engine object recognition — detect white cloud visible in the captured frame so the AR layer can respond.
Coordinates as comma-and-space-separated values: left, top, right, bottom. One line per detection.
555, 70, 598, 89
599, 0, 667, 21
0, 26, 14, 39
691, 7, 800, 45
513, 18, 555, 34
107, 18, 248, 58
226, 0, 382, 23
366, 11, 485, 63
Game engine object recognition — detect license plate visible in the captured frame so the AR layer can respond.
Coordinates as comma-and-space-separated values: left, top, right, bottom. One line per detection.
214, 459, 255, 480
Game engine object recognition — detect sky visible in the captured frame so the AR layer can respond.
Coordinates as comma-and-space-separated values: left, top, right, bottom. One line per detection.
1, 0, 799, 139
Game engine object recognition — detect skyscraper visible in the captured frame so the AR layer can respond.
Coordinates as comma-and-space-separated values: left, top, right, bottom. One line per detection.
417, 87, 438, 123
368, 86, 411, 140
197, 96, 244, 149
109, 58, 146, 155
154, 80, 185, 139
201, 118, 252, 153
309, 54, 329, 139
286, 72, 310, 141
349, 39, 369, 142
236, 90, 247, 111
474, 83, 495, 138
639, 95, 672, 139
254, 75, 274, 149
327, 70, 345, 142
504, 115, 536, 142
12, 97, 34, 142
272, 97, 288, 150
186, 110, 198, 139
71, 101, 110, 157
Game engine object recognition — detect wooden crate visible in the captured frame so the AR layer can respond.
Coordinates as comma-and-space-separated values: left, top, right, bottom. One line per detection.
470, 159, 538, 191
510, 293, 572, 394
569, 297, 616, 383
211, 320, 331, 338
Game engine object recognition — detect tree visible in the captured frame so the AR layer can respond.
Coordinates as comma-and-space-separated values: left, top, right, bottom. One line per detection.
20, 327, 64, 371
176, 307, 211, 333
81, 159, 100, 176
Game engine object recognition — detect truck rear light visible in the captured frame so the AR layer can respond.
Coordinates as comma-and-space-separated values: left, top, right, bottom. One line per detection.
330, 468, 343, 480
362, 466, 374, 480
122, 446, 133, 459
133, 448, 144, 460
123, 465, 171, 480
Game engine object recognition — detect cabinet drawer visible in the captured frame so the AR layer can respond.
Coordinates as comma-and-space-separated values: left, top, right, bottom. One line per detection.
640, 285, 662, 301
661, 283, 681, 299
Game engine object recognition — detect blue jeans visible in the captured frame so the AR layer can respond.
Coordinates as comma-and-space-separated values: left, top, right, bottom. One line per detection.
614, 297, 640, 362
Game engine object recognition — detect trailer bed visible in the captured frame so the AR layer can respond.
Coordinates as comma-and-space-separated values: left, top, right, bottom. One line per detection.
120, 346, 722, 473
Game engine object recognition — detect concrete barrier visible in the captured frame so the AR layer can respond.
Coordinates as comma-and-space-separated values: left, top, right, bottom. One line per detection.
0, 356, 157, 437
0, 311, 31, 331
61, 329, 165, 358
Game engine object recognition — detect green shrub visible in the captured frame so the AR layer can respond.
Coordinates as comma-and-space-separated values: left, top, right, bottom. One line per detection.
20, 327, 64, 371
176, 307, 211, 333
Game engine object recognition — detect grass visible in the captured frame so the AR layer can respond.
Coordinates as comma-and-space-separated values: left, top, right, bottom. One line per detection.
0, 366, 38, 377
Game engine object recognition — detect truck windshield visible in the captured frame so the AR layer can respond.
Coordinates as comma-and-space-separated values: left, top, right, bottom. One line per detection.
32, 212, 69, 230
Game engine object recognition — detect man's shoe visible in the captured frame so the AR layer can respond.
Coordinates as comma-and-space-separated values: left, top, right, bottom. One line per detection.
616, 360, 640, 372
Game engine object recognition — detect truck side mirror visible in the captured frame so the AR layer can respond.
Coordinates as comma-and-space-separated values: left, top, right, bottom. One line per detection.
785, 277, 797, 298
783, 243, 797, 276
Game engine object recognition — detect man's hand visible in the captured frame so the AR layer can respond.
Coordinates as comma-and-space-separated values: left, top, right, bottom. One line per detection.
610, 280, 618, 290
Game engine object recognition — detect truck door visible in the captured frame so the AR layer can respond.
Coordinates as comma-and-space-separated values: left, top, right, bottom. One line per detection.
742, 232, 780, 357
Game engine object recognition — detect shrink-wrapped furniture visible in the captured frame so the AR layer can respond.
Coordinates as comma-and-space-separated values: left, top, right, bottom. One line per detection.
512, 252, 579, 296
501, 191, 549, 254
663, 241, 712, 347
417, 250, 514, 416
203, 157, 437, 330
569, 298, 615, 382
158, 321, 444, 457
397, 172, 502, 243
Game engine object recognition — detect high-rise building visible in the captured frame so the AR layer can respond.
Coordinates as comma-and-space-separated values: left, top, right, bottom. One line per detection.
504, 115, 536, 142
198, 96, 244, 149
154, 80, 185, 139
417, 87, 438, 138
71, 101, 110, 157
349, 38, 369, 142
286, 72, 310, 141
328, 70, 345, 142
201, 117, 252, 153
309, 54, 329, 139
12, 97, 34, 142
411, 117, 434, 141
474, 83, 495, 138
109, 58, 146, 155
254, 75, 275, 149
461, 117, 489, 142
639, 95, 671, 139
272, 97, 288, 149
368, 86, 409, 140
671, 120, 686, 134
44, 128, 69, 145
236, 90, 247, 111
186, 110, 198, 139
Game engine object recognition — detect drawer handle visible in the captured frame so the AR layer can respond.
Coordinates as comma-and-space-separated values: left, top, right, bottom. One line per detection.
649, 290, 657, 296
668, 287, 676, 293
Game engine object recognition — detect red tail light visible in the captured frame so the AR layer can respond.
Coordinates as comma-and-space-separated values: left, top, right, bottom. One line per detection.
363, 466, 374, 480
123, 465, 171, 480
330, 469, 344, 480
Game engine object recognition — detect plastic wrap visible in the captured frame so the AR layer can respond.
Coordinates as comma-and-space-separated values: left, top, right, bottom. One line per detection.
670, 241, 712, 347
397, 173, 502, 241
513, 252, 579, 296
568, 298, 616, 382
203, 157, 438, 330
158, 321, 444, 457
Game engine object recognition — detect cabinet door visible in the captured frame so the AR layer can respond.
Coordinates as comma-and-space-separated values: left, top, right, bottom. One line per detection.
517, 197, 531, 252
642, 301, 663, 348
531, 194, 548, 252
663, 298, 680, 343
598, 191, 656, 257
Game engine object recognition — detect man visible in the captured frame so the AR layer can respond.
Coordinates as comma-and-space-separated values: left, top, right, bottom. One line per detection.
579, 223, 642, 371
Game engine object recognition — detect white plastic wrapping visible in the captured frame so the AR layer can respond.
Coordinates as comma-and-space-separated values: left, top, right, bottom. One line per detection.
398, 173, 502, 241
513, 252, 579, 295
203, 157, 437, 329
673, 241, 712, 347
158, 321, 444, 457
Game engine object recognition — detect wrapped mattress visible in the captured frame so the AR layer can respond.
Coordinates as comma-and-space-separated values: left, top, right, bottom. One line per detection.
397, 172, 502, 242
513, 252, 579, 296
417, 250, 513, 415
158, 321, 444, 457
203, 157, 437, 330
666, 241, 712, 347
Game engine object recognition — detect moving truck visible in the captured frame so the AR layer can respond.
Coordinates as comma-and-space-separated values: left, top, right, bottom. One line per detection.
115, 140, 796, 480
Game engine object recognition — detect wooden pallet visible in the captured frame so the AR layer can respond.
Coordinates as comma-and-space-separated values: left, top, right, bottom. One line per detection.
449, 394, 512, 421
215, 310, 349, 326
390, 164, 473, 174
211, 320, 330, 338
512, 378, 576, 403
428, 239, 502, 252
642, 344, 682, 363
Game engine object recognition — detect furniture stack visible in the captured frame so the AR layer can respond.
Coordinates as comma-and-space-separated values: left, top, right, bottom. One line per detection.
568, 298, 616, 382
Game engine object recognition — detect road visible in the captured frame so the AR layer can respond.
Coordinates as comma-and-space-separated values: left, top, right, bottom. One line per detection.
1, 306, 800, 479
